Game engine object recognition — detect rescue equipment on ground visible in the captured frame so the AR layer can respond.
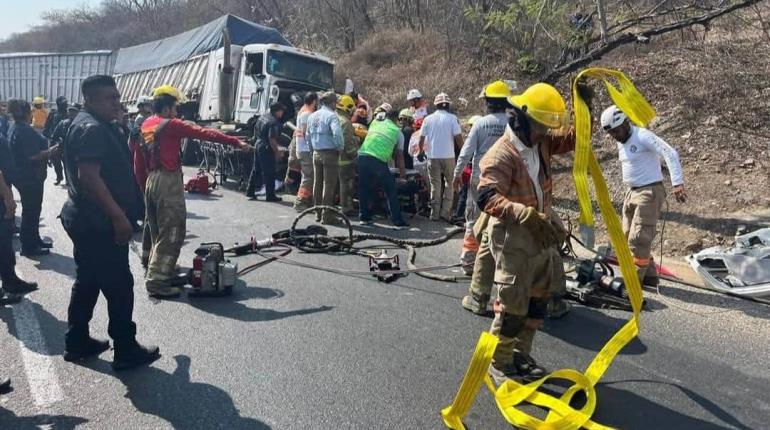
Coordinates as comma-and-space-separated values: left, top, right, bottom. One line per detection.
564, 257, 641, 311
185, 169, 217, 194
189, 242, 238, 297
368, 250, 403, 283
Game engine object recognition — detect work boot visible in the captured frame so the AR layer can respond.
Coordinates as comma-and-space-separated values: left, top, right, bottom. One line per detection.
0, 377, 10, 392
490, 353, 547, 384
0, 291, 22, 305
112, 342, 160, 371
3, 278, 38, 295
547, 297, 572, 319
461, 293, 489, 315
64, 336, 110, 362
21, 247, 49, 257
146, 281, 183, 299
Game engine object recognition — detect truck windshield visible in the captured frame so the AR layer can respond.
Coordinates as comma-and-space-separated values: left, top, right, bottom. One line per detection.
266, 50, 333, 89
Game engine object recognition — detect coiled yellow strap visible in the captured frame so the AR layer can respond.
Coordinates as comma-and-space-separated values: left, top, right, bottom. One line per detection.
442, 68, 654, 430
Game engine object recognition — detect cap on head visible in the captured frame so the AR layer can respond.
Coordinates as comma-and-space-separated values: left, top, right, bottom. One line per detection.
433, 93, 451, 106
600, 105, 628, 131
33, 96, 45, 105
374, 103, 393, 114
508, 83, 567, 129
406, 89, 422, 101
319, 91, 337, 105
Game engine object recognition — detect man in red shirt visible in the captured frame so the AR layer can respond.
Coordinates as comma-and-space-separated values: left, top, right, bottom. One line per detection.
141, 85, 249, 298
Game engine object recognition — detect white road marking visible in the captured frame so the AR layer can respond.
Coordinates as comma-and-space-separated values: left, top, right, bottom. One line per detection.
12, 299, 64, 407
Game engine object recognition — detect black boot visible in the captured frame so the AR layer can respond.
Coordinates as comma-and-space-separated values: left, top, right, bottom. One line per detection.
3, 277, 38, 294
0, 291, 22, 305
112, 342, 161, 371
64, 336, 111, 362
0, 377, 10, 392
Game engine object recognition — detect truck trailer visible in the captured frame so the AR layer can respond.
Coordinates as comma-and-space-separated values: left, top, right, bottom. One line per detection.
0, 51, 115, 105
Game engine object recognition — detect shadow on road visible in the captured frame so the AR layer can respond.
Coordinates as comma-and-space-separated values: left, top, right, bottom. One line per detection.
593, 380, 753, 430
183, 280, 332, 322
541, 306, 648, 355
86, 355, 271, 429
0, 299, 67, 356
0, 407, 87, 430
30, 251, 75, 277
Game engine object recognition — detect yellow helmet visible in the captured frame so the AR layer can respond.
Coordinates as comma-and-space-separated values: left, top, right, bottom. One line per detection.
483, 80, 511, 99
509, 83, 567, 129
336, 95, 356, 115
33, 96, 45, 105
152, 85, 187, 103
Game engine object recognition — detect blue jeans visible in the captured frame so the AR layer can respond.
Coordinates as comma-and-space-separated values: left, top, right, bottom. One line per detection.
357, 154, 404, 224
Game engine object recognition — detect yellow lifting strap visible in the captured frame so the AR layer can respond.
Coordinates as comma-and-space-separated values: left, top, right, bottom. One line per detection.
441, 68, 655, 430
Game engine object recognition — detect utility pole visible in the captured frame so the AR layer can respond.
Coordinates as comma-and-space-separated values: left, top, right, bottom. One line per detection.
596, 0, 609, 43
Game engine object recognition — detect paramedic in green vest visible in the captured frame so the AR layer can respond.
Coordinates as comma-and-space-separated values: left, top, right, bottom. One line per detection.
356, 109, 409, 228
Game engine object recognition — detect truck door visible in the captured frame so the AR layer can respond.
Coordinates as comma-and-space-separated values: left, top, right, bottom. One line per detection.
234, 52, 265, 125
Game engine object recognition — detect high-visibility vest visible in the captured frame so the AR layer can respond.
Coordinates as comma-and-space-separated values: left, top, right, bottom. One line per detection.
358, 119, 399, 163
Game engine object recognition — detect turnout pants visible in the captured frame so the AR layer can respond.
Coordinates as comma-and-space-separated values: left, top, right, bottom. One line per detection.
15, 179, 45, 251
313, 149, 339, 222
145, 170, 186, 284
622, 183, 665, 283
487, 217, 553, 366
294, 151, 314, 210
461, 178, 481, 271
428, 158, 455, 220
338, 159, 357, 213
64, 227, 136, 348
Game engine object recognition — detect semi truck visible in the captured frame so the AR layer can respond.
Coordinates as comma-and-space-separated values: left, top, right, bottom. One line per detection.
112, 14, 334, 126
1, 14, 334, 127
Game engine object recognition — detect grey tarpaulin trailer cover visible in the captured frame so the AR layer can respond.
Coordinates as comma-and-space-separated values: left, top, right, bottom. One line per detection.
113, 14, 292, 75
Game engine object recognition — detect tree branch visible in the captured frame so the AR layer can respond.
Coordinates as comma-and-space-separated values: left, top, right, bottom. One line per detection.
543, 0, 764, 83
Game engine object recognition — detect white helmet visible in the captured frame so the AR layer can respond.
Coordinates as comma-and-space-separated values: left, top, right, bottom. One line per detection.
600, 105, 628, 131
406, 89, 423, 101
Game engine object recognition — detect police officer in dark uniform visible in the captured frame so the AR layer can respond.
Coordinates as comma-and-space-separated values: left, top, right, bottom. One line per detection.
61, 75, 160, 369
0, 131, 37, 295
7, 99, 54, 256
49, 104, 80, 175
255, 102, 285, 202
44, 96, 69, 185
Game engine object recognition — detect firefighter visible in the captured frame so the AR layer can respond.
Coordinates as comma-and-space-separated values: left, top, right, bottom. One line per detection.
61, 75, 159, 370
453, 81, 511, 275
306, 91, 344, 224
292, 92, 318, 211
336, 94, 359, 215
477, 83, 575, 383
601, 105, 686, 287
141, 85, 249, 298
43, 96, 69, 185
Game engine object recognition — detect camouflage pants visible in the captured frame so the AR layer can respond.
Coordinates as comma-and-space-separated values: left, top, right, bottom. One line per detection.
339, 160, 357, 213
145, 170, 186, 284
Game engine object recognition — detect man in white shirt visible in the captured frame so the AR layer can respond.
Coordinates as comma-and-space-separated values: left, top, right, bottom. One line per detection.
418, 93, 463, 221
601, 105, 687, 287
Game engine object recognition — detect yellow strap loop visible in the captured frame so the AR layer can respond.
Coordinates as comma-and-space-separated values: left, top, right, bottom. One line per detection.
441, 68, 653, 430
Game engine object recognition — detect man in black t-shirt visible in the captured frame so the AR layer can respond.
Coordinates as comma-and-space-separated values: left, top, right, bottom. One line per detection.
60, 75, 160, 370
254, 102, 285, 202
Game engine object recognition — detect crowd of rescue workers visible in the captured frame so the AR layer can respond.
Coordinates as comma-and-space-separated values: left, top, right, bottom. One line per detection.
0, 74, 687, 387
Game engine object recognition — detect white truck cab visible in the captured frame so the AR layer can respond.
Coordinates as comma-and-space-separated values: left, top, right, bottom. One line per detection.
233, 44, 335, 125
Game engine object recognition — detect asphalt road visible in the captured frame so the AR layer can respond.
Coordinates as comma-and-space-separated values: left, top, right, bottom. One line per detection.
1, 169, 769, 430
